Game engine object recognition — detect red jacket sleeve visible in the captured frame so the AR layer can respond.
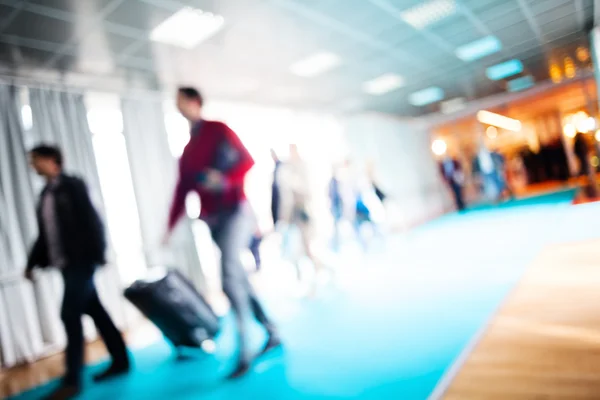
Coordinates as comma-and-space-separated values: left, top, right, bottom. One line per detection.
167, 159, 190, 232
221, 124, 254, 187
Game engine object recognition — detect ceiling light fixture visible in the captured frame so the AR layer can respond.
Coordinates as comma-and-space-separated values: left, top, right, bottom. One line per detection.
409, 86, 445, 106
455, 36, 502, 62
150, 7, 224, 49
485, 59, 523, 81
399, 0, 457, 30
290, 52, 341, 77
477, 110, 521, 132
363, 73, 405, 95
508, 75, 534, 92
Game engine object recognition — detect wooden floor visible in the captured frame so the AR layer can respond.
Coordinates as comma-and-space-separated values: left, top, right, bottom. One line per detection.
0, 340, 109, 398
443, 239, 600, 400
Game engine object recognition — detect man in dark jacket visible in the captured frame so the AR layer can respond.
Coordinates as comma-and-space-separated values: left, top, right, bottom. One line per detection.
25, 145, 129, 399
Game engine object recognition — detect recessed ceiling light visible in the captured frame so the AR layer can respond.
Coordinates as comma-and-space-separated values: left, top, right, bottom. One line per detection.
508, 75, 534, 92
486, 59, 523, 81
455, 36, 502, 62
363, 73, 405, 95
150, 7, 224, 49
409, 86, 445, 106
477, 110, 521, 132
290, 52, 342, 77
400, 0, 457, 30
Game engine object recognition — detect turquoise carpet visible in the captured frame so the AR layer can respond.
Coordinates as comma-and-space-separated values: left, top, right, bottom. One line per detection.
12, 189, 600, 400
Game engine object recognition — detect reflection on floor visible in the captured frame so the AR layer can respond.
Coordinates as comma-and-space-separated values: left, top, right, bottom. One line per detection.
5, 189, 600, 400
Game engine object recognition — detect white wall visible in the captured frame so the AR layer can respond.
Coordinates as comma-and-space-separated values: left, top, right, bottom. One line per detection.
342, 113, 452, 229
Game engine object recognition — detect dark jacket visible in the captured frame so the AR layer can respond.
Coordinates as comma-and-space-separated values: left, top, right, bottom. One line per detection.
27, 174, 106, 270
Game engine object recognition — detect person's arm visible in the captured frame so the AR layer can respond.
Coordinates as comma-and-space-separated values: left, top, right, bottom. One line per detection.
219, 124, 254, 188
167, 160, 191, 233
26, 236, 43, 272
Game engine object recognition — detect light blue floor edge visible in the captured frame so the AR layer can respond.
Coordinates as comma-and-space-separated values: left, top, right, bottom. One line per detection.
12, 189, 600, 400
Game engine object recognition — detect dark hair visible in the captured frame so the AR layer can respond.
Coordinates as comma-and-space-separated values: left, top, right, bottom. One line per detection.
30, 145, 63, 167
178, 87, 203, 106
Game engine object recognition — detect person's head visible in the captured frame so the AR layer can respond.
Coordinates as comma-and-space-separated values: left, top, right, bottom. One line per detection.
29, 145, 63, 178
176, 87, 204, 122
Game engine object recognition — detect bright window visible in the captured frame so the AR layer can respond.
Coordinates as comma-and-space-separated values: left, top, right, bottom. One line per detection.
86, 95, 146, 286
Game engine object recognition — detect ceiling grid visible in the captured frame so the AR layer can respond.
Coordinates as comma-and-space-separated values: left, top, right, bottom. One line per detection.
0, 0, 594, 116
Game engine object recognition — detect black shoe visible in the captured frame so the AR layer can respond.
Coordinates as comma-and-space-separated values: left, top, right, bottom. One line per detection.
259, 335, 282, 357
92, 362, 130, 383
227, 360, 251, 379
44, 383, 81, 400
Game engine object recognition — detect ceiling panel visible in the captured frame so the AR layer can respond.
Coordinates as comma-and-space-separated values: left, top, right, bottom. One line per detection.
28, 0, 115, 13
0, 0, 594, 117
3, 11, 74, 45
428, 16, 481, 47
527, 0, 576, 16
104, 1, 174, 33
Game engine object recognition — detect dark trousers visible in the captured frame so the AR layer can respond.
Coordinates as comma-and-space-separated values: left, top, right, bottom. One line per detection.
61, 266, 128, 385
450, 181, 465, 211
249, 235, 262, 270
207, 202, 274, 362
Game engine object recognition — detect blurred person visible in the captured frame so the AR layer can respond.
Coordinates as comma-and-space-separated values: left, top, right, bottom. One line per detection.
25, 145, 129, 400
249, 232, 263, 271
329, 164, 345, 252
353, 171, 386, 251
164, 87, 280, 378
574, 132, 590, 177
473, 145, 501, 202
270, 149, 283, 229
365, 160, 386, 203
491, 150, 512, 200
277, 144, 327, 286
439, 155, 465, 211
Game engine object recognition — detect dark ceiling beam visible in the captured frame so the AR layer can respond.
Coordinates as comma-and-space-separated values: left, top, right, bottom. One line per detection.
0, 0, 28, 33
42, 0, 128, 68
0, 0, 146, 39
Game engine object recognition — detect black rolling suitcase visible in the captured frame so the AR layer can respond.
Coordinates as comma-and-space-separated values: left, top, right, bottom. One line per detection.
124, 268, 219, 349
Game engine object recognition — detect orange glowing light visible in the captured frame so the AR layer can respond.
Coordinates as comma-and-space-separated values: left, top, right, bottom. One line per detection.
549, 64, 562, 83
576, 47, 590, 62
564, 57, 576, 78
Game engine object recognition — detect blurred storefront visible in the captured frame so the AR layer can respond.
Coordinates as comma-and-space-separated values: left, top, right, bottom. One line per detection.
429, 45, 598, 201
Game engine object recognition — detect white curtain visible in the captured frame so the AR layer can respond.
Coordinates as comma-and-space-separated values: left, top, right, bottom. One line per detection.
0, 85, 126, 368
121, 97, 205, 292
0, 83, 45, 367
29, 87, 126, 338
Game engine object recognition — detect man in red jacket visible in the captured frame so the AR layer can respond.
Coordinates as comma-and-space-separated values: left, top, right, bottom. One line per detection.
164, 87, 280, 378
